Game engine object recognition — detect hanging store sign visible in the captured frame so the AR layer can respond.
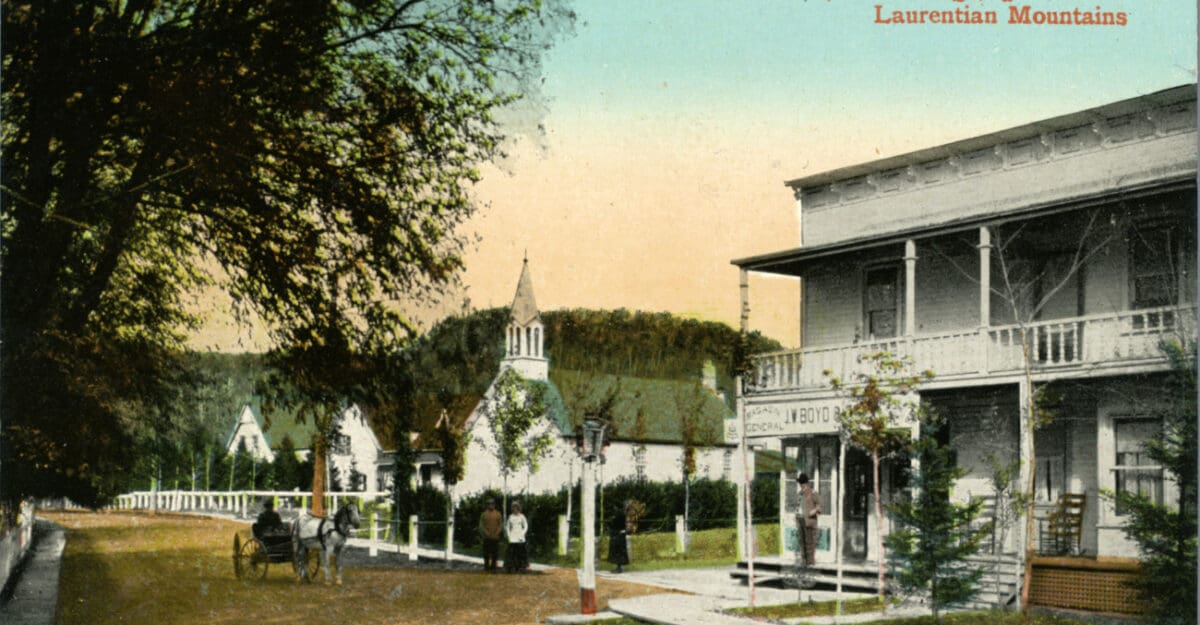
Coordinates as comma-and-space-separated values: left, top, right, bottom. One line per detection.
734, 394, 920, 440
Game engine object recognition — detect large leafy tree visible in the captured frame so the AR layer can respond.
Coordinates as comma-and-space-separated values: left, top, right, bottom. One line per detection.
1, 0, 572, 507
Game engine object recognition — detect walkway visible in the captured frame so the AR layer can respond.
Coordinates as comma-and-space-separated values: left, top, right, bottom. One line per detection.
0, 520, 65, 625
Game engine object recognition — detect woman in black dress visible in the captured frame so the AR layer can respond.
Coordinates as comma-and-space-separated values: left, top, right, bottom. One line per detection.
607, 503, 631, 573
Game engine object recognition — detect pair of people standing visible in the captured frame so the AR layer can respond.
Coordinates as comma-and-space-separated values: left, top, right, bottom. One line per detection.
479, 500, 529, 573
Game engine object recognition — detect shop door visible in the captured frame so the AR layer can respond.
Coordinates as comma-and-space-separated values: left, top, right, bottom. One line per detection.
843, 447, 871, 561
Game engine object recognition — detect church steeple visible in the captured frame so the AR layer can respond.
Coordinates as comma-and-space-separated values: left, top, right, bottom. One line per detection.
502, 257, 548, 380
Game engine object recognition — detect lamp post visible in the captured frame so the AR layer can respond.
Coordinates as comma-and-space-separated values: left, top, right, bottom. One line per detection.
576, 417, 607, 615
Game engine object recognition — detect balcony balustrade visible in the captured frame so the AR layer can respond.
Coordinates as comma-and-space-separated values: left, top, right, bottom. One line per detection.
748, 305, 1195, 393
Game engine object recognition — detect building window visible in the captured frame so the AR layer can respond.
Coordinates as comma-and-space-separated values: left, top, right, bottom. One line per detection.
722, 449, 733, 481
420, 464, 434, 486
864, 266, 900, 340
1114, 418, 1163, 513
634, 446, 647, 482
330, 434, 351, 455
1129, 226, 1178, 310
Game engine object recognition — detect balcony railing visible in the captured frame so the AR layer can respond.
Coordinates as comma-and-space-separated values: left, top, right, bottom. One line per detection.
748, 305, 1195, 393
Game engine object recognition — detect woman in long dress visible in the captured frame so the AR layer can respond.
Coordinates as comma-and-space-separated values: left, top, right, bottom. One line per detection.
607, 503, 631, 573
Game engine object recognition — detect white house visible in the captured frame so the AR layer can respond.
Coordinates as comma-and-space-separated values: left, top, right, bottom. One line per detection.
224, 404, 275, 462
730, 85, 1196, 612
224, 400, 385, 492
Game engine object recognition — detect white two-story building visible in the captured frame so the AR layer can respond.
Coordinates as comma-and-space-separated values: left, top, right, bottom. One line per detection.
730, 85, 1195, 612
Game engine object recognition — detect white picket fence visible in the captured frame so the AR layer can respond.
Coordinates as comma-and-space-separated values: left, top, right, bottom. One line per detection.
113, 489, 699, 563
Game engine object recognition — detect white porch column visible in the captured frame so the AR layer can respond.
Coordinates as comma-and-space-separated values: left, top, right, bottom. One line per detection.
736, 267, 750, 561
904, 239, 917, 337
978, 227, 992, 374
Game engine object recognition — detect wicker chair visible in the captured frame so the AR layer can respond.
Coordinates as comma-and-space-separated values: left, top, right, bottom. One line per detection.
1041, 493, 1086, 555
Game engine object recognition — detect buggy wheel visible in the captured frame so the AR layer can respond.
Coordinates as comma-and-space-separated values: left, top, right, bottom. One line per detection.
238, 538, 269, 581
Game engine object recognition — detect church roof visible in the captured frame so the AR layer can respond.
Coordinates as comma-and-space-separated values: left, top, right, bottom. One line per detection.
509, 258, 541, 326
550, 370, 733, 445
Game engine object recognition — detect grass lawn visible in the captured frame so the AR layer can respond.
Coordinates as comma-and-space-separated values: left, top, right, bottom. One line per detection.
731, 598, 1104, 625
730, 597, 891, 619
537, 524, 780, 572
42, 510, 669, 625
827, 612, 1111, 625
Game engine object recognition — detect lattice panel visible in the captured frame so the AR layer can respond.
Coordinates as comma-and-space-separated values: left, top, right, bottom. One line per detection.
1030, 565, 1142, 614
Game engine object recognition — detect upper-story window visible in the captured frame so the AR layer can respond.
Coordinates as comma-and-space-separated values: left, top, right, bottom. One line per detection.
863, 265, 900, 340
1129, 225, 1178, 310
330, 433, 351, 455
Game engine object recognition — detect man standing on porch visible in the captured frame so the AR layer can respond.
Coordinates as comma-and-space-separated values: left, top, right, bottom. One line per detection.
797, 472, 821, 568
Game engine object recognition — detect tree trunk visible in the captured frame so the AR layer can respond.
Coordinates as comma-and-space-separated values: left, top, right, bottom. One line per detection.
1019, 336, 1037, 625
873, 450, 887, 614
313, 437, 327, 517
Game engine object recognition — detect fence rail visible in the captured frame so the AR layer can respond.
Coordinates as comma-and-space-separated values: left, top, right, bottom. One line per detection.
750, 305, 1196, 392
112, 490, 747, 561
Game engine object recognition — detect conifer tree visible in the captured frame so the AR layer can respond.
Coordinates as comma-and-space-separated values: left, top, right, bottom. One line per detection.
886, 420, 987, 623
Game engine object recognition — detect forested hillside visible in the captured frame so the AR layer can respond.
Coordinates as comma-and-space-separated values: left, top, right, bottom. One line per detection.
179, 309, 781, 453
395, 308, 782, 443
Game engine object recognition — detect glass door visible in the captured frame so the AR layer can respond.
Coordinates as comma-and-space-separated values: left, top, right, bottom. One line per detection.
843, 446, 870, 560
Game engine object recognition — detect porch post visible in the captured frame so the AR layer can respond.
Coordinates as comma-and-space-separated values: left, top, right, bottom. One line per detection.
904, 239, 917, 337
736, 268, 750, 562
978, 227, 992, 374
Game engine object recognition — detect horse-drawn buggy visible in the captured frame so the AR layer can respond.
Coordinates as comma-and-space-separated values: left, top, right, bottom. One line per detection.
232, 500, 362, 584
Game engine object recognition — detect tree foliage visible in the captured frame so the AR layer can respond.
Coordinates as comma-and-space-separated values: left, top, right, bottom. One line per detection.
827, 351, 933, 613
481, 367, 556, 480
1, 0, 572, 506
1106, 339, 1197, 625
886, 421, 987, 622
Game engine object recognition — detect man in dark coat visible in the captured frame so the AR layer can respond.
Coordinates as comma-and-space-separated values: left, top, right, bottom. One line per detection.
796, 472, 821, 567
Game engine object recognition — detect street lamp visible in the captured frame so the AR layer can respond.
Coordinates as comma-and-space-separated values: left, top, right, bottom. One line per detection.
576, 417, 608, 615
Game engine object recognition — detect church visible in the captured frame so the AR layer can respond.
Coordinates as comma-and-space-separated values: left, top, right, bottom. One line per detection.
408, 259, 738, 497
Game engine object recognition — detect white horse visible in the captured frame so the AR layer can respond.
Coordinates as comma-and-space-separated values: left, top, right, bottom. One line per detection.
292, 502, 361, 585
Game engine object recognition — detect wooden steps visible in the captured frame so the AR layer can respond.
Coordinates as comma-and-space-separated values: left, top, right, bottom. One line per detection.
730, 553, 1022, 609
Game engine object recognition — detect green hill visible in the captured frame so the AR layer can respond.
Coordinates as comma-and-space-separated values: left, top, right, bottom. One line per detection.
398, 308, 782, 446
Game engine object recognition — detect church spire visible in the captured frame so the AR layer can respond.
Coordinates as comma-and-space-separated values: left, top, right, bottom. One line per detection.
503, 258, 548, 381
510, 256, 540, 327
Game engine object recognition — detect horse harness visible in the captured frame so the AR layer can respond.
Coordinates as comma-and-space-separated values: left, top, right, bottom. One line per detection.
313, 507, 352, 551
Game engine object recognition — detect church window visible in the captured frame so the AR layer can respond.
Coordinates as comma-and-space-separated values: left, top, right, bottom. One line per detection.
514, 326, 521, 355
526, 328, 532, 355
534, 328, 541, 356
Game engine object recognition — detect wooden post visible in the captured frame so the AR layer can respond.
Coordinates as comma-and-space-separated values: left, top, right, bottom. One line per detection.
558, 515, 569, 556
979, 226, 992, 374
904, 239, 917, 337
369, 509, 378, 557
408, 515, 419, 562
675, 515, 686, 553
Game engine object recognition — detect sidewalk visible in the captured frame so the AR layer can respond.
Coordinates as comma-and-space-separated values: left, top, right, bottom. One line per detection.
0, 520, 65, 625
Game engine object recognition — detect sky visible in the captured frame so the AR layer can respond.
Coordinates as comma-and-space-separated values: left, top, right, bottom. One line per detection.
191, 0, 1197, 351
